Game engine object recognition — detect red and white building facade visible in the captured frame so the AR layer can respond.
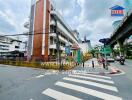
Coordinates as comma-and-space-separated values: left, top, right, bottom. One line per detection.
27, 0, 79, 61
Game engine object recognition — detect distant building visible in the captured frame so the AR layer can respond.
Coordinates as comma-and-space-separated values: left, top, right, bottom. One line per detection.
0, 35, 27, 59
27, 0, 79, 61
112, 20, 122, 30
79, 39, 92, 54
125, 36, 132, 44
72, 30, 81, 43
124, 0, 132, 13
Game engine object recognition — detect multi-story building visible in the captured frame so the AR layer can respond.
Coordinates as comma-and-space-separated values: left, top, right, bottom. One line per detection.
0, 35, 27, 58
124, 0, 132, 13
27, 0, 79, 61
79, 39, 92, 54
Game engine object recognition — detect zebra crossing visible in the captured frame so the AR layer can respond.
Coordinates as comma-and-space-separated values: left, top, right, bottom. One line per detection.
42, 73, 122, 100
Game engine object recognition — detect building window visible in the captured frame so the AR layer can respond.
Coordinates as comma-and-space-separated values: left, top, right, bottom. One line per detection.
50, 37, 54, 45
50, 25, 55, 33
15, 46, 19, 48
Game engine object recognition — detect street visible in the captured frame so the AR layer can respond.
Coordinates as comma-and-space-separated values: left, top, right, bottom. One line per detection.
111, 60, 132, 100
0, 60, 132, 100
0, 0, 132, 100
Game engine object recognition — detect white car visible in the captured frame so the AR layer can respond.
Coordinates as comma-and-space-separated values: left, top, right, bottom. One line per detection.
106, 56, 115, 62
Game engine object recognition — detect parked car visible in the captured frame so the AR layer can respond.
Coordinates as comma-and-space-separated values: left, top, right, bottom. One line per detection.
106, 56, 115, 62
115, 56, 120, 61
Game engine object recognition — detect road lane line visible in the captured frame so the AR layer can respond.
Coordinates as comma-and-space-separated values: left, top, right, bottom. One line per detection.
26, 74, 45, 80
74, 73, 111, 79
35, 75, 45, 78
63, 77, 118, 92
55, 82, 122, 100
42, 88, 82, 100
69, 74, 114, 84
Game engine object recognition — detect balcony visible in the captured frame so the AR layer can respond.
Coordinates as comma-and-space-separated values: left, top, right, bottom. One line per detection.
49, 44, 56, 49
50, 33, 71, 44
50, 10, 78, 44
49, 33, 56, 38
49, 44, 65, 51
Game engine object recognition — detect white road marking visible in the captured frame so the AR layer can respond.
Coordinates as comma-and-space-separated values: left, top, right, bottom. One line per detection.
63, 77, 118, 92
42, 88, 82, 100
55, 82, 122, 100
69, 74, 114, 84
74, 73, 111, 79
26, 74, 45, 80
35, 75, 45, 78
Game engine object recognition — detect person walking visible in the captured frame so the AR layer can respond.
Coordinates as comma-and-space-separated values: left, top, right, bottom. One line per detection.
102, 57, 105, 69
92, 59, 94, 68
83, 61, 85, 68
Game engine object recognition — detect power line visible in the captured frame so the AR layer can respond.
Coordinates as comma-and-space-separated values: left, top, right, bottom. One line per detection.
0, 25, 54, 37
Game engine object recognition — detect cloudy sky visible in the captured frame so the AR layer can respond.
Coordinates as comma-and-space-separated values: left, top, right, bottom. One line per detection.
0, 0, 124, 46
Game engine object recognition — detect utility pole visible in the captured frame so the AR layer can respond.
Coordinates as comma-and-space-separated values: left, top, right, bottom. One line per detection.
53, 16, 62, 70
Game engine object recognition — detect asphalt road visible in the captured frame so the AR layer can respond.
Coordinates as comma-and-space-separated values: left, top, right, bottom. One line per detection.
0, 60, 131, 100
110, 59, 132, 100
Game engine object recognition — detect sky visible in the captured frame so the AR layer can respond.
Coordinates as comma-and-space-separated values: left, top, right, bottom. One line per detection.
0, 0, 124, 46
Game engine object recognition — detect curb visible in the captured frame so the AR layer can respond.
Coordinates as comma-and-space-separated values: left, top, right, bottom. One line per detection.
98, 67, 123, 76
109, 67, 121, 74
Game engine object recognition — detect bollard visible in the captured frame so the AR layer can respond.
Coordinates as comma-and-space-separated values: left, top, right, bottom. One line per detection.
103, 62, 105, 69
83, 62, 84, 68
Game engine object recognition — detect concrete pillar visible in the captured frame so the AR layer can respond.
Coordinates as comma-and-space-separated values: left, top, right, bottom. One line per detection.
117, 40, 124, 56
110, 45, 115, 57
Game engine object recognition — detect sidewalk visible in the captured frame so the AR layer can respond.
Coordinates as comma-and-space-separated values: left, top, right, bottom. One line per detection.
73, 58, 121, 75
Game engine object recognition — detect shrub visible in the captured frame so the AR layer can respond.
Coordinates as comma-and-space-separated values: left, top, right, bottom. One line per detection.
0, 60, 76, 70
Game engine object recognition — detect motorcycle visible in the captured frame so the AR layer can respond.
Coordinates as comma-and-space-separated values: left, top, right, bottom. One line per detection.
119, 56, 125, 65
119, 60, 124, 65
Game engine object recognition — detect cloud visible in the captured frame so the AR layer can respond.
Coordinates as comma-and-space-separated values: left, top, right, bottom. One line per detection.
0, 0, 31, 36
0, 10, 16, 33
0, 0, 125, 45
52, 0, 78, 16
51, 0, 124, 46
75, 0, 124, 46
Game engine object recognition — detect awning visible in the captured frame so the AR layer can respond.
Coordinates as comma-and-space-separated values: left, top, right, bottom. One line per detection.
71, 43, 80, 50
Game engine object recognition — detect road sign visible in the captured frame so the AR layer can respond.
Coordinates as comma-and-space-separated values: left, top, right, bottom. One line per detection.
77, 49, 81, 64
100, 45, 112, 54
65, 46, 70, 55
99, 38, 110, 44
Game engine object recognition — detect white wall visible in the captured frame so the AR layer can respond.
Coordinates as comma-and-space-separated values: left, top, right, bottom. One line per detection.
9, 41, 20, 51
79, 43, 89, 54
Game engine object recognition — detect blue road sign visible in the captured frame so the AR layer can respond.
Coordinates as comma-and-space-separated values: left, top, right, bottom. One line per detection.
65, 46, 70, 55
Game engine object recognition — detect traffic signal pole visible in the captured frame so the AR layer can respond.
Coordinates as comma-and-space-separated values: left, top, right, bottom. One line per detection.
104, 43, 108, 70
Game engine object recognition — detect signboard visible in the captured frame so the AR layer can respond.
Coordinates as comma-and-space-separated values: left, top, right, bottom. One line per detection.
100, 45, 112, 54
110, 5, 124, 16
65, 46, 70, 55
77, 49, 81, 64
99, 38, 109, 44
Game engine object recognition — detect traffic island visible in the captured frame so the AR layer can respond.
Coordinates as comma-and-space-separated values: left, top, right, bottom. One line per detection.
109, 67, 121, 74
